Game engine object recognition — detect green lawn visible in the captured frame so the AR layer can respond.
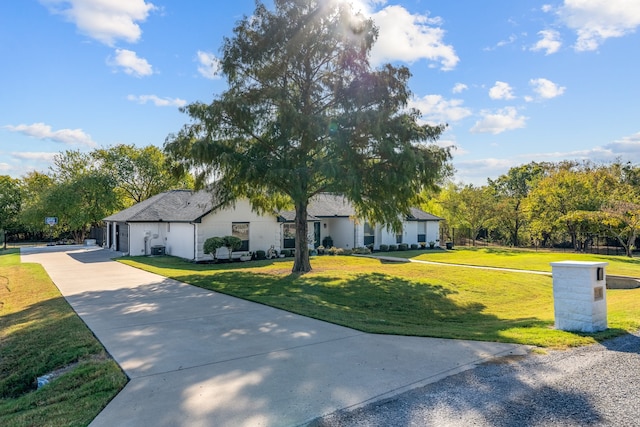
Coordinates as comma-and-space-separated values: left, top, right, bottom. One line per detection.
384, 246, 640, 277
0, 249, 127, 427
119, 253, 640, 349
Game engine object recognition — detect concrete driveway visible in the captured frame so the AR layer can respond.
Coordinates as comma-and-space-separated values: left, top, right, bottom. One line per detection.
21, 246, 526, 427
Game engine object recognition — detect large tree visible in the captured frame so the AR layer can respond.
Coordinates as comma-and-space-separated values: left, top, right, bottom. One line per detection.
165, 0, 450, 272
488, 162, 547, 246
0, 176, 22, 248
44, 150, 121, 243
94, 144, 192, 206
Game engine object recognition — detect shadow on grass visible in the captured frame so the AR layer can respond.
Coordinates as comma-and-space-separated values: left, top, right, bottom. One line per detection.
0, 297, 105, 398
170, 270, 546, 341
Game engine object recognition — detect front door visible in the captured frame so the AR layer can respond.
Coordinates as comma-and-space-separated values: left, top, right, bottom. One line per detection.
314, 222, 321, 248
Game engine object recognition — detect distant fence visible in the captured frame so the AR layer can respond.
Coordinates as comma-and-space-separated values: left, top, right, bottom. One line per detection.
441, 226, 630, 256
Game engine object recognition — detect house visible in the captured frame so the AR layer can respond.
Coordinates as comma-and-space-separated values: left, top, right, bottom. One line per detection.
103, 190, 442, 261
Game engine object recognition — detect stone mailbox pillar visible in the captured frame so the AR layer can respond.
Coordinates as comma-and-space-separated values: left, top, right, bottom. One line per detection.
550, 261, 608, 333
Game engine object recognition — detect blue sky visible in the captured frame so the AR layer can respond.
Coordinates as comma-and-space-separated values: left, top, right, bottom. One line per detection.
1, 0, 639, 185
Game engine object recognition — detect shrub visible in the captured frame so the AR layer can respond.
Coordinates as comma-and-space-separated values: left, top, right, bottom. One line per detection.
281, 249, 291, 257
255, 250, 266, 260
410, 244, 419, 250
322, 236, 333, 248
366, 243, 374, 253
352, 247, 371, 255
420, 242, 427, 249
327, 246, 338, 255
379, 244, 389, 252
317, 245, 325, 255
389, 244, 398, 251
203, 237, 224, 260
398, 243, 409, 251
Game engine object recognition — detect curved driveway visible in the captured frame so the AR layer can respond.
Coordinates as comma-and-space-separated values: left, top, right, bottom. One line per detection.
21, 246, 525, 427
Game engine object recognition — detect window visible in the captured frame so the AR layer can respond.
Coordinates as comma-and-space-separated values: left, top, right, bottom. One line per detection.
417, 222, 426, 242
232, 222, 249, 251
364, 222, 375, 246
283, 223, 296, 249
396, 233, 403, 244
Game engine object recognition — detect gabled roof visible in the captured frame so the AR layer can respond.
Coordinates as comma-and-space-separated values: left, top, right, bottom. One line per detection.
407, 207, 443, 221
280, 193, 442, 221
105, 191, 442, 224
104, 190, 219, 223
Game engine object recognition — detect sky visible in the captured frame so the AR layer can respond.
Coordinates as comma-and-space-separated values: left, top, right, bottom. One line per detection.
1, 0, 640, 185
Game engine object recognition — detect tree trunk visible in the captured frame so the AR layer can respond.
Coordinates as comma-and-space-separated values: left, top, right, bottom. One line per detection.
292, 201, 312, 273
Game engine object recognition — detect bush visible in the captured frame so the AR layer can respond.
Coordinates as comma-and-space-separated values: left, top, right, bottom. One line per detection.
389, 244, 398, 251
410, 244, 419, 250
366, 244, 374, 253
379, 244, 389, 252
281, 249, 291, 257
327, 246, 338, 255
420, 242, 427, 249
398, 243, 409, 251
338, 248, 352, 255
255, 250, 266, 260
352, 247, 371, 255
317, 245, 325, 255
322, 236, 333, 248
203, 237, 225, 259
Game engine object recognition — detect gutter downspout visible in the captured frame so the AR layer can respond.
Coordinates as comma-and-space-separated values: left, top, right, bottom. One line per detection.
193, 223, 197, 261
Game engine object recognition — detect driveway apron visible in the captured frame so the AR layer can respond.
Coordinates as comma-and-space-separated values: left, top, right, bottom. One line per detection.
21, 246, 526, 427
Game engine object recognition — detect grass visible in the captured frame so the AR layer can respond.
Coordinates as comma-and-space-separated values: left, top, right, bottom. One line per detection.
119, 252, 640, 349
386, 246, 640, 276
0, 249, 127, 427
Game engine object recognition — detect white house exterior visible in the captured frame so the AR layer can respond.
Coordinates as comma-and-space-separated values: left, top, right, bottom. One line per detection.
104, 191, 442, 261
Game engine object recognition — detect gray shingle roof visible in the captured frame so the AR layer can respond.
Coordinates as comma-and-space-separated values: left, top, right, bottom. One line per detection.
105, 191, 442, 223
104, 190, 219, 223
407, 207, 443, 221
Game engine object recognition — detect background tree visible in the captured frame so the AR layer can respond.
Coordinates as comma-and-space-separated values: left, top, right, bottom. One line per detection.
18, 172, 53, 240
165, 0, 450, 272
94, 144, 192, 206
488, 162, 546, 246
456, 184, 496, 246
41, 150, 121, 243
0, 176, 22, 248
526, 163, 615, 250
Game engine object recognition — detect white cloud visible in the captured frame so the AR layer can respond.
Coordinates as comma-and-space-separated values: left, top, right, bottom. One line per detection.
40, 0, 156, 46
109, 49, 153, 77
453, 131, 640, 185
489, 81, 515, 100
4, 123, 97, 147
452, 83, 468, 94
196, 51, 221, 80
368, 5, 459, 70
11, 152, 58, 161
557, 0, 640, 51
529, 78, 566, 100
470, 107, 527, 134
409, 95, 472, 123
531, 29, 562, 54
127, 94, 187, 107
603, 131, 640, 157
453, 157, 517, 185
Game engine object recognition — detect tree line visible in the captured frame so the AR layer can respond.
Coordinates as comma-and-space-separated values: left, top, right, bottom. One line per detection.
0, 145, 191, 246
424, 160, 640, 257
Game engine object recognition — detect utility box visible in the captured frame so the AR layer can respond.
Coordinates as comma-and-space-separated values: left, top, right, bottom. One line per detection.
151, 245, 165, 256
550, 261, 608, 333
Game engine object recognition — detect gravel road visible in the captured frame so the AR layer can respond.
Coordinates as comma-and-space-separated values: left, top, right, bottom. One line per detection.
310, 331, 640, 427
